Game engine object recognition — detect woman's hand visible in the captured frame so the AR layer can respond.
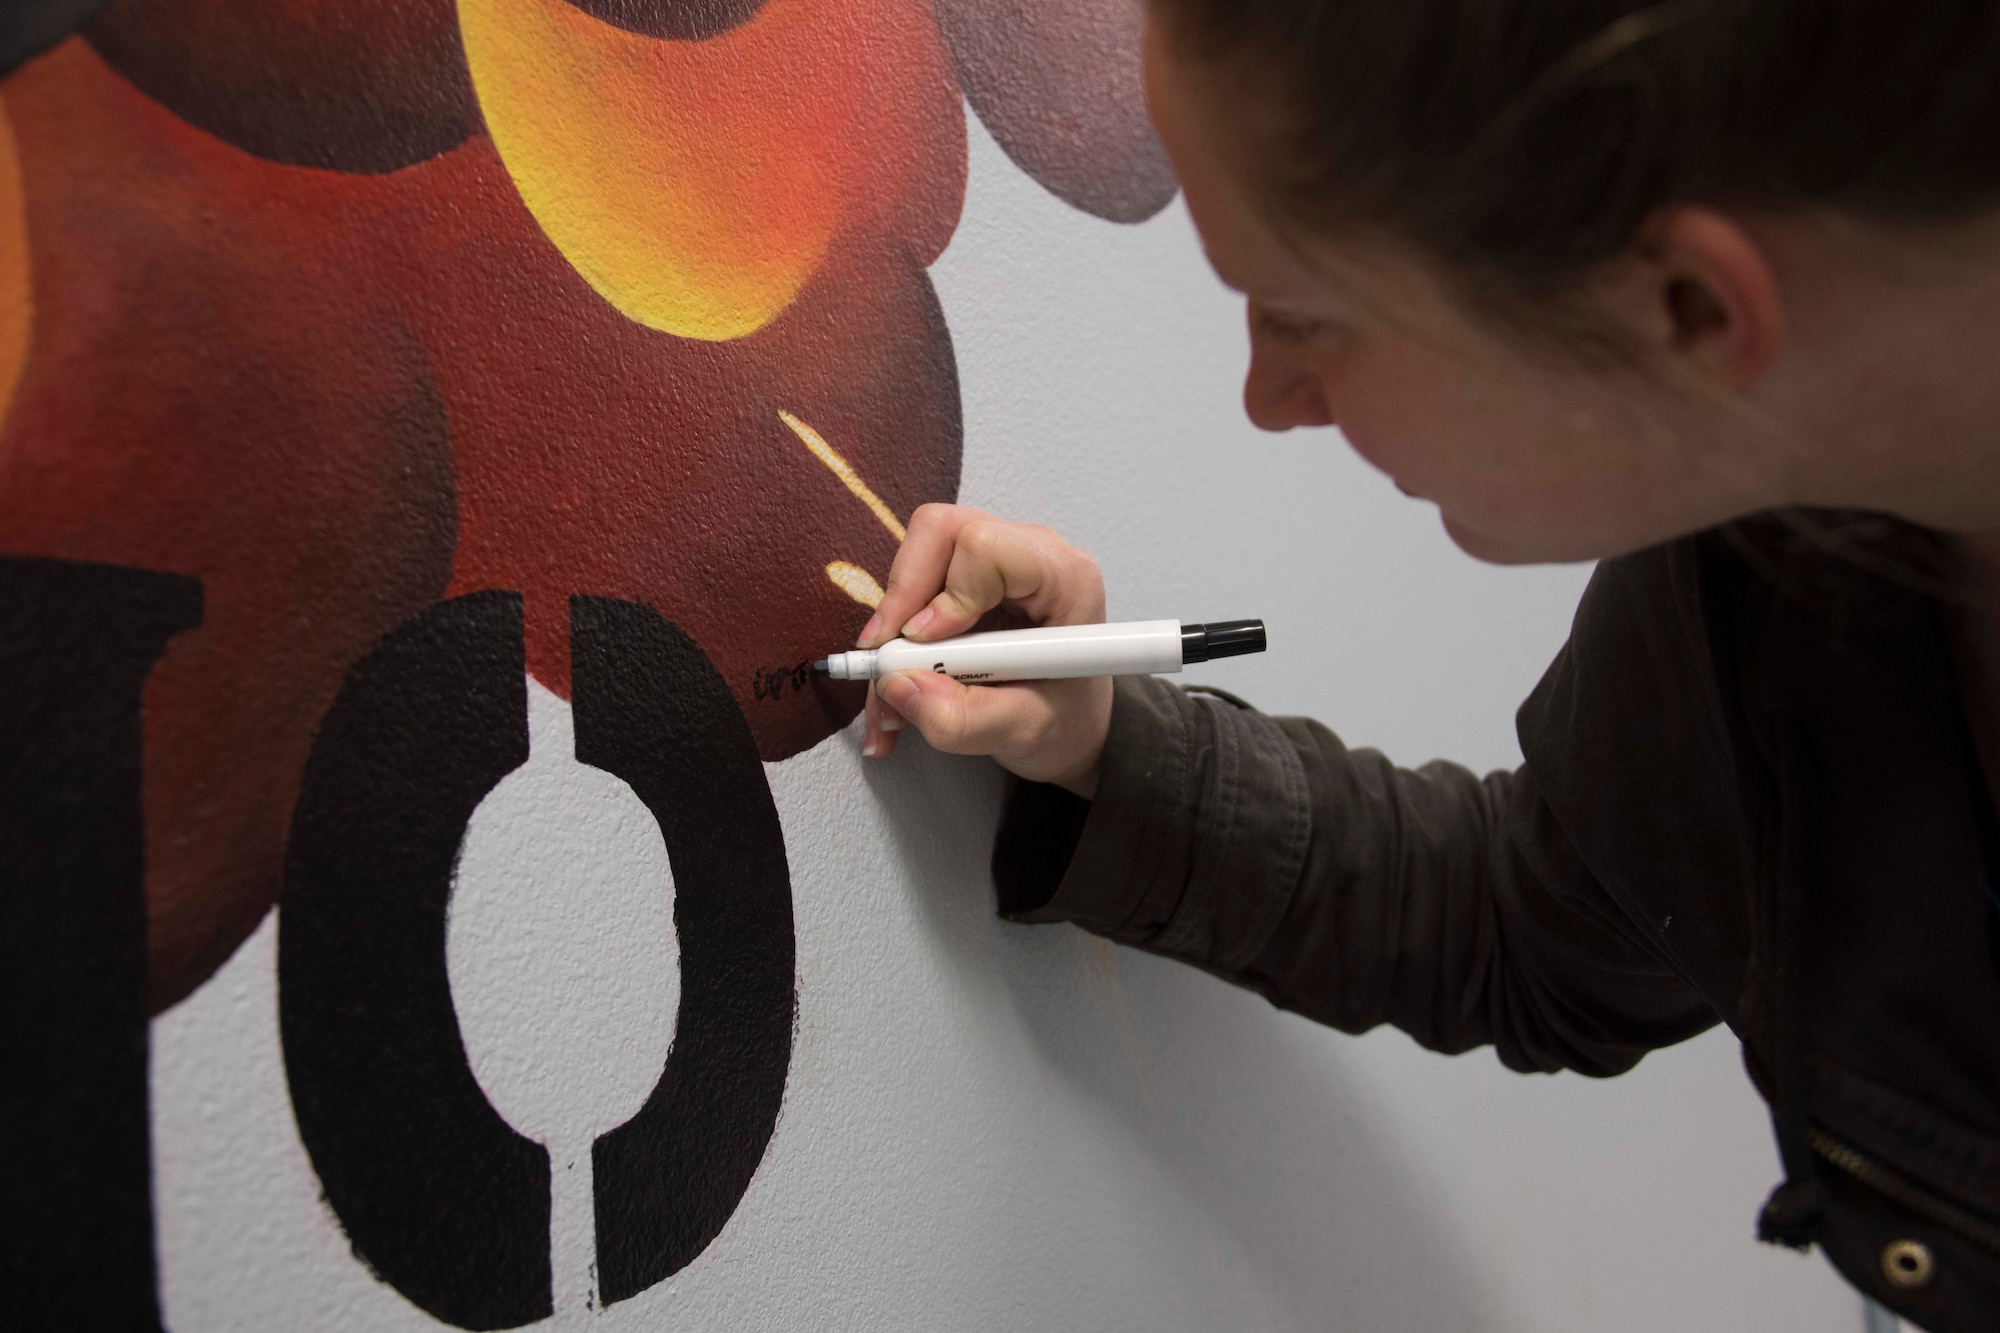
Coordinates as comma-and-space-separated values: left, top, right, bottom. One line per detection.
859, 504, 1113, 798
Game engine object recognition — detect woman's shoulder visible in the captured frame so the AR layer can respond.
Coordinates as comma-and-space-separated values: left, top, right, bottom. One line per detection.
1514, 506, 1951, 907
1554, 507, 1951, 709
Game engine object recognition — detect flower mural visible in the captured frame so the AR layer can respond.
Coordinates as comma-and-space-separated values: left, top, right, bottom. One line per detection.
0, 0, 1174, 1013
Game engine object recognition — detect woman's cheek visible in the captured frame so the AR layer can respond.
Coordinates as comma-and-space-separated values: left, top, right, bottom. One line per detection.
1318, 361, 1452, 488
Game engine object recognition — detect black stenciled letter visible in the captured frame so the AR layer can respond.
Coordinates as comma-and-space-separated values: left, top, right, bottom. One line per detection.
280, 592, 796, 1321
279, 591, 552, 1330
0, 556, 202, 1333
572, 596, 795, 1306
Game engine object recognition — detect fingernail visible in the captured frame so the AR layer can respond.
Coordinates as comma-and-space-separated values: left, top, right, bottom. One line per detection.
902, 607, 935, 639
861, 735, 881, 758
879, 673, 918, 711
878, 711, 904, 732
858, 614, 881, 647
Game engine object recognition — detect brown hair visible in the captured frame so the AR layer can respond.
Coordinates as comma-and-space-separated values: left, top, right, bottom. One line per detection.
1155, 0, 2000, 294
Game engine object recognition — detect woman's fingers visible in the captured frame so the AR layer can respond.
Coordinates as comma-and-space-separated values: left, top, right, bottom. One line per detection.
860, 504, 1107, 647
864, 503, 984, 647
905, 521, 1103, 641
872, 669, 1110, 796
861, 681, 904, 759
852, 507, 1113, 795
875, 670, 1046, 757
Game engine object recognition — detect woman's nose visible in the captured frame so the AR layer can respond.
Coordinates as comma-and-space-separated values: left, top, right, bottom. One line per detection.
1243, 342, 1334, 433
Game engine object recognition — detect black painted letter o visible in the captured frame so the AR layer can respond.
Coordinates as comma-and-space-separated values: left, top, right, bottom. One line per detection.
571, 595, 795, 1307
280, 591, 550, 1331
279, 592, 796, 1326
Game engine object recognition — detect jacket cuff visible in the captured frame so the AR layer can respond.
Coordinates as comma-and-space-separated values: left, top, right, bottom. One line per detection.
992, 674, 1192, 930
991, 675, 1310, 977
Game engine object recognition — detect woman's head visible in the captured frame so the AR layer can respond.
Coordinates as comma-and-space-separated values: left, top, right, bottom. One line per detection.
1142, 1, 2000, 562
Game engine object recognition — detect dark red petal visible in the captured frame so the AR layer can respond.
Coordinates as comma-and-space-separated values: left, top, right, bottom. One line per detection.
3, 0, 111, 78
934, 0, 1178, 223
85, 0, 475, 173
556, 0, 767, 40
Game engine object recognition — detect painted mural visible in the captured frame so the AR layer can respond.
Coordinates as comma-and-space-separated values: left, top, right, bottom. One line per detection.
0, 1, 1173, 1327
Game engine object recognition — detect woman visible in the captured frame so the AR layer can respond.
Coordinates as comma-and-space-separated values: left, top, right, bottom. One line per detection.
861, 2, 2000, 1328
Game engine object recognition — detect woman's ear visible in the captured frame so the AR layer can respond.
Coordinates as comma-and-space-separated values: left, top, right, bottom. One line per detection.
1637, 205, 1788, 389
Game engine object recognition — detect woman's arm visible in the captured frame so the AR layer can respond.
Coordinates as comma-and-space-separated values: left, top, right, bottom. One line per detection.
868, 505, 1718, 1076
994, 675, 1718, 1076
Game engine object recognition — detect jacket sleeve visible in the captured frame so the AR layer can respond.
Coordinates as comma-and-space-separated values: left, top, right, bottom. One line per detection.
992, 674, 1719, 1077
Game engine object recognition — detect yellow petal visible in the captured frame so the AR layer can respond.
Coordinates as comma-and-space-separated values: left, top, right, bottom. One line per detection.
460, 0, 847, 340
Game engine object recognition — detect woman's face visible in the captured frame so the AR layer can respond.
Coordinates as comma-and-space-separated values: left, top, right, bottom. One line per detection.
1141, 18, 1792, 565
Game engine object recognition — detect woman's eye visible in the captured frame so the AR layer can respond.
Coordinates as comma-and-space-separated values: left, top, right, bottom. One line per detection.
1254, 306, 1326, 343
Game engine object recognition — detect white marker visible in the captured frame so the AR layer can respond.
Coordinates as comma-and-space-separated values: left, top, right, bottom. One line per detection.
812, 618, 1266, 684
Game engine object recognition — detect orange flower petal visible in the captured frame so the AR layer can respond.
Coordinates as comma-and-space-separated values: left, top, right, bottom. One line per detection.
461, 0, 965, 340
462, 0, 852, 340
841, 0, 966, 268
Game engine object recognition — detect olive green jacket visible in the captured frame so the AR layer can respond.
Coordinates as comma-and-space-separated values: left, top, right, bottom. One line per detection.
992, 516, 2000, 1331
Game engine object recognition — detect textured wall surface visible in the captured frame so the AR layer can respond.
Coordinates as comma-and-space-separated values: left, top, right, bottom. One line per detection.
4, 4, 1867, 1326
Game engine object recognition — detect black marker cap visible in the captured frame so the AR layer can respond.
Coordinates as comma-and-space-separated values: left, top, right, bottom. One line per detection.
1181, 619, 1266, 664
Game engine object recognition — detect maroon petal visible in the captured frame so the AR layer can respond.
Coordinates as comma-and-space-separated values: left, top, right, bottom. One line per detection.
934, 0, 1177, 222
85, 0, 475, 173
3, 0, 113, 78
556, 0, 767, 40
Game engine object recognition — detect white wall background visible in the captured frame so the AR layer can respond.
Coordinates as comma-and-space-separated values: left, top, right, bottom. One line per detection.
148, 114, 1866, 1331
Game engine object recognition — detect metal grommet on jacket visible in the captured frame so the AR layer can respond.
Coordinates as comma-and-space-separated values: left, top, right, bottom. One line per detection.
1881, 1238, 1935, 1290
